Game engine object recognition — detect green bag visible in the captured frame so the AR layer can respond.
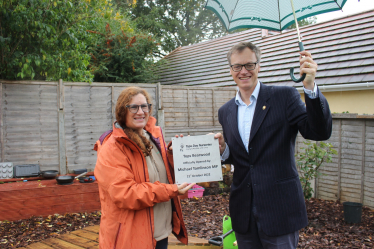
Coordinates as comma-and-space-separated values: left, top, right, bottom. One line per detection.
222, 215, 238, 249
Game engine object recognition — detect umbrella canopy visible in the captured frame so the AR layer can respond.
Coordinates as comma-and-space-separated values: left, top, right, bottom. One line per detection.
205, 0, 347, 32
205, 0, 348, 82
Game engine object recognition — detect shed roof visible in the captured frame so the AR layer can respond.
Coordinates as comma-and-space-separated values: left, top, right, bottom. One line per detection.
156, 9, 374, 89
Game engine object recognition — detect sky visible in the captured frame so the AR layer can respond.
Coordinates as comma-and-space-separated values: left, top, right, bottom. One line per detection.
316, 0, 374, 23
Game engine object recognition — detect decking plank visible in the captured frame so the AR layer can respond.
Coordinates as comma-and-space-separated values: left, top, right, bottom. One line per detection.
20, 242, 54, 249
41, 238, 86, 249
71, 229, 100, 241
59, 233, 99, 248
83, 225, 100, 233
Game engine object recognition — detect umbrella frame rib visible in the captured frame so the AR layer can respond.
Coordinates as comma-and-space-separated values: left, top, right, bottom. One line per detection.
228, 0, 241, 31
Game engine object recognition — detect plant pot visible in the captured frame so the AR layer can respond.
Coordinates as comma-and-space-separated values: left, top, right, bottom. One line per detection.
343, 202, 362, 224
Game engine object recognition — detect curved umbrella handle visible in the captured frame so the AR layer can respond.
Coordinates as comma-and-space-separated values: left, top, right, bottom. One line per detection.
290, 68, 306, 83
290, 42, 306, 83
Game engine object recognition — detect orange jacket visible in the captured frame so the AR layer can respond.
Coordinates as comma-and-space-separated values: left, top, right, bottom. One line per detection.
94, 117, 188, 249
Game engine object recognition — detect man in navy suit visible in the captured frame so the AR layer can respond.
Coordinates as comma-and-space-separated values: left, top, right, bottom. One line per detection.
215, 42, 332, 248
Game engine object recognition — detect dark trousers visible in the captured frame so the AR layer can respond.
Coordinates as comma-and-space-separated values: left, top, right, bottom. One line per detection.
235, 218, 299, 249
155, 237, 168, 249
235, 188, 299, 248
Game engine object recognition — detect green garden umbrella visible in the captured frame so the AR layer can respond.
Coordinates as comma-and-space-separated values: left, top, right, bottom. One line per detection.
205, 0, 348, 82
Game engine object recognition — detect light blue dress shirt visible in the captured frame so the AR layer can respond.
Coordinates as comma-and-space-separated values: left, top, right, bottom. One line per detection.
237, 82, 261, 152
221, 82, 318, 160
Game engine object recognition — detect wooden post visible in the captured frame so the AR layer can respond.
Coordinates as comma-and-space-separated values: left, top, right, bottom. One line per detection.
360, 121, 366, 203
187, 89, 190, 135
156, 83, 164, 130
158, 110, 165, 131
58, 111, 66, 174
59, 79, 64, 110
58, 80, 67, 174
212, 89, 215, 127
337, 119, 342, 201
157, 82, 162, 110
111, 86, 115, 124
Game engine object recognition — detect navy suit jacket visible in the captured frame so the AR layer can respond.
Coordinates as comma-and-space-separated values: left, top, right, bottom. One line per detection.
218, 83, 332, 236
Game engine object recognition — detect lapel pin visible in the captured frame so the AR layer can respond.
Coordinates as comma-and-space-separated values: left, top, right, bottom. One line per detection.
263, 106, 266, 110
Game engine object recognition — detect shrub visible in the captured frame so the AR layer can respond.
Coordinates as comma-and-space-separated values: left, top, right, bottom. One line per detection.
87, 20, 159, 83
296, 140, 337, 200
0, 0, 111, 81
0, 0, 155, 83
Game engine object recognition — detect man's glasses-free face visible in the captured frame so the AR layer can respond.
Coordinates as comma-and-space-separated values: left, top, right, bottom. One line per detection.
126, 104, 152, 113
230, 62, 258, 72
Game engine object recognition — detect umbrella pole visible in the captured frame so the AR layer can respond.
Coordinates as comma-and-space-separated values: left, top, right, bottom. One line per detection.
289, 0, 306, 82
290, 0, 304, 51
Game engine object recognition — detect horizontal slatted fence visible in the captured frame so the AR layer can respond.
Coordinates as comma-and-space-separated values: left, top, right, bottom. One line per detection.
314, 119, 341, 200
161, 86, 237, 142
63, 85, 113, 172
0, 81, 158, 174
1, 82, 59, 170
0, 80, 373, 208
313, 116, 374, 209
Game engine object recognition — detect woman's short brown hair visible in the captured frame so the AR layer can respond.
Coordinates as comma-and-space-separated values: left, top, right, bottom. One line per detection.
115, 87, 153, 128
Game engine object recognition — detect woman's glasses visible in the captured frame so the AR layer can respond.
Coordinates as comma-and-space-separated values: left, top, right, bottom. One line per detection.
126, 104, 152, 113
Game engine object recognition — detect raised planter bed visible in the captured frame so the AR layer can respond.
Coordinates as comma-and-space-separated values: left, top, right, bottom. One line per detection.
0, 175, 100, 221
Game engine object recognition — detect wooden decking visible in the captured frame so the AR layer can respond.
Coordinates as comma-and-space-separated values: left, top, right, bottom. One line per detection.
18, 225, 221, 249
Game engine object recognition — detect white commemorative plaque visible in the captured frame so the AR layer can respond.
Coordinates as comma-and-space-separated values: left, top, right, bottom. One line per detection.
172, 134, 222, 184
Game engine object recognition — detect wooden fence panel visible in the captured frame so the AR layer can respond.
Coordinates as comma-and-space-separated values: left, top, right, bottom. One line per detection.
339, 120, 363, 203
188, 89, 214, 127
62, 84, 158, 173
1, 80, 374, 209
212, 89, 238, 126
161, 86, 236, 142
64, 85, 112, 172
1, 83, 59, 170
315, 119, 340, 200
163, 88, 189, 128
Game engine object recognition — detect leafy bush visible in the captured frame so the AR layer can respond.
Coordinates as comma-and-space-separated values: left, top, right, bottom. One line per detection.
296, 140, 337, 200
1, 0, 156, 83
0, 0, 110, 81
86, 17, 159, 83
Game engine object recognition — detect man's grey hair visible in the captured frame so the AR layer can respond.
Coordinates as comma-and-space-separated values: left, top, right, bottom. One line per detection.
227, 42, 261, 65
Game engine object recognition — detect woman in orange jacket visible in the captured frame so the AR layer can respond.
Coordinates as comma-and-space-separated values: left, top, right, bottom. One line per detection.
94, 87, 194, 249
